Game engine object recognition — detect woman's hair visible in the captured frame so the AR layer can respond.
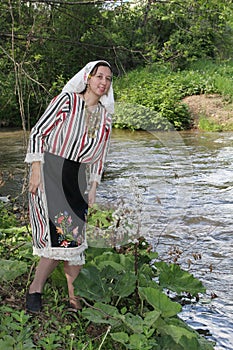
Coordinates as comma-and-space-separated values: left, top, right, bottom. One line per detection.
89, 61, 113, 76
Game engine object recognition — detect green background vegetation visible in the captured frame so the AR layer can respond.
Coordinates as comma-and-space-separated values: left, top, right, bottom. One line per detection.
1, 0, 233, 131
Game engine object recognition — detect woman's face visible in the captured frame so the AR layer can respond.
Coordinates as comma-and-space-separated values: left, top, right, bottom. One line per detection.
88, 66, 112, 97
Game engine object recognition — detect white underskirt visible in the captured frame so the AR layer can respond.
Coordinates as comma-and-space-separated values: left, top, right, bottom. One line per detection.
33, 242, 88, 265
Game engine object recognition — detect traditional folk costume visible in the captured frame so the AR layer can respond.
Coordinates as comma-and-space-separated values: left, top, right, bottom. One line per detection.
25, 61, 114, 265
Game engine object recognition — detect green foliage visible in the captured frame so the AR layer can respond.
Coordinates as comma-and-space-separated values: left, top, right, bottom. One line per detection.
75, 240, 215, 350
139, 287, 181, 317
86, 204, 117, 248
87, 204, 113, 229
0, 259, 28, 282
155, 0, 233, 67
1, 0, 233, 128
0, 304, 95, 350
0, 306, 35, 349
198, 116, 223, 132
113, 58, 233, 131
113, 102, 174, 131
0, 225, 33, 262
0, 202, 17, 228
0, 202, 34, 266
154, 261, 206, 295
0, 203, 214, 350
113, 62, 215, 130
188, 59, 233, 97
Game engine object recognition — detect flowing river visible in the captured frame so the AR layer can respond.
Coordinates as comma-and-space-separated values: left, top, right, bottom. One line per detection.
0, 128, 233, 350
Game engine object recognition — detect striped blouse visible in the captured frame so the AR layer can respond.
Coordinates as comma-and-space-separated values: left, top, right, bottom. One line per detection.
25, 92, 112, 184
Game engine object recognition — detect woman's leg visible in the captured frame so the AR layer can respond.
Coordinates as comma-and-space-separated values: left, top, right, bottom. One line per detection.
63, 262, 82, 309
29, 257, 59, 293
26, 257, 59, 312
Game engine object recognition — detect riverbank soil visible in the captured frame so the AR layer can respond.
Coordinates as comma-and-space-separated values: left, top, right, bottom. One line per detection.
183, 94, 233, 129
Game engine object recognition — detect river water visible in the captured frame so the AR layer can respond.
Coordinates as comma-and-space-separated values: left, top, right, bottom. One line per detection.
0, 128, 233, 349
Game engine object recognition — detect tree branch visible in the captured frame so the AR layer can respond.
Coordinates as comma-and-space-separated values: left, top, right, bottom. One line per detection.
19, 0, 121, 5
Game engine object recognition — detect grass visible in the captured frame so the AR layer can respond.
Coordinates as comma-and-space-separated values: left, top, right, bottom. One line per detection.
198, 115, 223, 132
0, 266, 112, 349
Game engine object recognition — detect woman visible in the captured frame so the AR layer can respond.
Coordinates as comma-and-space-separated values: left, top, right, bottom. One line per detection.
25, 60, 114, 312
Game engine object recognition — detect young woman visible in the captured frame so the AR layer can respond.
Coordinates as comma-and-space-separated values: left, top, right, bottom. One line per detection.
25, 60, 114, 312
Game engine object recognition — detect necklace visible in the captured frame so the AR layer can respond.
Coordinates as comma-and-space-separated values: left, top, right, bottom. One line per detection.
84, 104, 101, 139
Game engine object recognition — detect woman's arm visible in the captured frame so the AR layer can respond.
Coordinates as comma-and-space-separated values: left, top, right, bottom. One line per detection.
88, 181, 98, 207
29, 161, 43, 194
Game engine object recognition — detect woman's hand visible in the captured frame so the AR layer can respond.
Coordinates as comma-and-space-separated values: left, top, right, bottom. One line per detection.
88, 181, 98, 207
29, 161, 43, 194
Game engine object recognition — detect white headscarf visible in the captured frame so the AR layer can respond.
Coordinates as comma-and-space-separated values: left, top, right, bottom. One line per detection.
62, 60, 114, 114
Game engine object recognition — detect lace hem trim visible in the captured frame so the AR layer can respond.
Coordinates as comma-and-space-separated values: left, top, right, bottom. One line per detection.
25, 153, 45, 163
33, 242, 88, 265
90, 173, 101, 184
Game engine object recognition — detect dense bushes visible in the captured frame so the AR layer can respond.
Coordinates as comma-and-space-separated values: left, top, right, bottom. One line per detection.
2, 57, 233, 131
1, 1, 233, 128
113, 59, 233, 130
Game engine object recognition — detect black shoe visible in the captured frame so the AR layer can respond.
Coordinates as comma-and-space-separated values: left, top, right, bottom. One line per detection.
26, 292, 42, 313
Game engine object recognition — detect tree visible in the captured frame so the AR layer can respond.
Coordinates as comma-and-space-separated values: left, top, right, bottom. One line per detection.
0, 0, 233, 128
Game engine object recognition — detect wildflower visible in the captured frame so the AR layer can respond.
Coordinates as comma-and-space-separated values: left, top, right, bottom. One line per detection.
127, 238, 139, 244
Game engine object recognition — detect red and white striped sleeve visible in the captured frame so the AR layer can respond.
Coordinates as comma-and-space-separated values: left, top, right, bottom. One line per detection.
89, 114, 112, 184
25, 92, 71, 163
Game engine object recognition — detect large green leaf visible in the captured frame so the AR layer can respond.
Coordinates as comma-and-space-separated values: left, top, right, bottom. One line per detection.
0, 337, 15, 349
74, 266, 111, 302
156, 334, 187, 350
143, 310, 161, 328
93, 302, 121, 318
156, 316, 215, 350
154, 261, 206, 295
76, 266, 135, 300
0, 259, 27, 281
129, 333, 152, 349
112, 271, 137, 298
111, 332, 157, 349
100, 264, 123, 290
110, 332, 129, 345
161, 324, 196, 343
81, 308, 114, 325
157, 333, 212, 350
179, 335, 209, 350
120, 313, 145, 333
82, 302, 120, 327
139, 287, 181, 317
94, 251, 135, 271
195, 336, 216, 350
138, 264, 159, 288
97, 260, 126, 272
